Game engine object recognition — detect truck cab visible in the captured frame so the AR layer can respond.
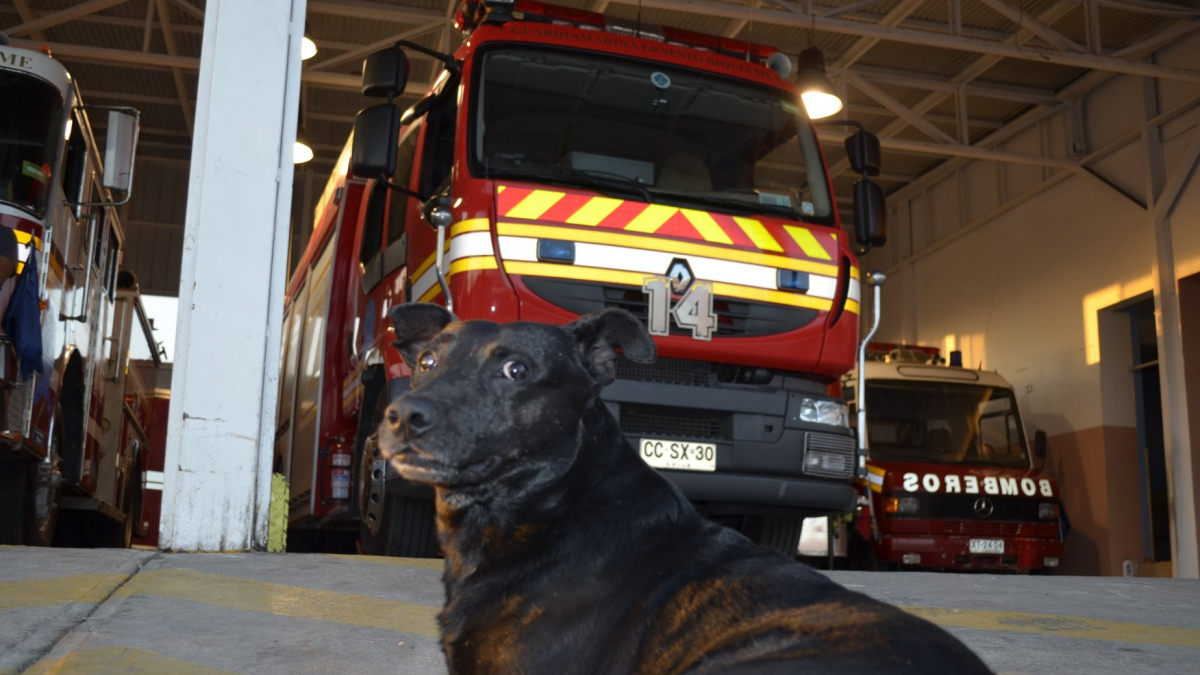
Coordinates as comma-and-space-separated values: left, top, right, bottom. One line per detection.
839, 346, 1065, 572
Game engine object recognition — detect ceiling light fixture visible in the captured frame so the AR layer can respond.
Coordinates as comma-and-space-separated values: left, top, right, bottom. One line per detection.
301, 23, 318, 60
796, 47, 842, 120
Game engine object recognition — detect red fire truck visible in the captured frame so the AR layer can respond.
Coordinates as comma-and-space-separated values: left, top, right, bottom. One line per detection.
825, 344, 1065, 572
274, 0, 887, 556
0, 33, 156, 547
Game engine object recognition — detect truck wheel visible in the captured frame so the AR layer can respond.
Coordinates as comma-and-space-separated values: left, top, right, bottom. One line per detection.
362, 495, 440, 558
743, 515, 805, 557
357, 384, 439, 558
0, 460, 27, 545
27, 416, 65, 546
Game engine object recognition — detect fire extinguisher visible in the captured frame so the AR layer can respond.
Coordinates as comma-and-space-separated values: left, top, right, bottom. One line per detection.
329, 439, 351, 503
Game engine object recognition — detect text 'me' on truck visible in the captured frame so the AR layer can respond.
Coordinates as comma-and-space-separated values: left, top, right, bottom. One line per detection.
805, 344, 1066, 572
0, 32, 162, 548
273, 0, 888, 556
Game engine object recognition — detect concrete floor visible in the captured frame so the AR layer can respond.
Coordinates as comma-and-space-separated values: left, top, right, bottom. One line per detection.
1, 546, 1197, 675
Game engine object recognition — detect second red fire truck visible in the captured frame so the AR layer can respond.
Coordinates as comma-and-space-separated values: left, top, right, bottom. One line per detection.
800, 344, 1066, 573
274, 0, 888, 556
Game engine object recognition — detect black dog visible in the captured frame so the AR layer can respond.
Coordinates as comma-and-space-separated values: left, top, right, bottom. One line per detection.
378, 303, 992, 675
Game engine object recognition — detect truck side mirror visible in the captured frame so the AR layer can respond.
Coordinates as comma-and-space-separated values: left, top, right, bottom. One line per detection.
844, 130, 881, 177
351, 104, 400, 178
362, 48, 409, 98
101, 109, 139, 195
853, 179, 887, 248
1035, 430, 1047, 459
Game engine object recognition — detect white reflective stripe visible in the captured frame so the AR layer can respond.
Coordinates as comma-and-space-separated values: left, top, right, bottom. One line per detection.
498, 235, 842, 299
143, 470, 165, 491
411, 232, 495, 300
16, 243, 31, 263
867, 472, 884, 487
848, 278, 861, 303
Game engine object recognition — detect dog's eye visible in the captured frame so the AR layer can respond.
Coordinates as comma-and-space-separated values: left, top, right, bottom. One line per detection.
417, 352, 437, 372
502, 360, 528, 381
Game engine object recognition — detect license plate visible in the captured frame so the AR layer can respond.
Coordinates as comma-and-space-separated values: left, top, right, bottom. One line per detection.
638, 438, 716, 472
969, 539, 1005, 554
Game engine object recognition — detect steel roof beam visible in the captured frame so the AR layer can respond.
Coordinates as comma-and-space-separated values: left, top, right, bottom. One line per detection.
309, 21, 443, 72
815, 130, 1077, 168
306, 1, 444, 25
845, 72, 957, 145
2, 0, 131, 39
845, 65, 1062, 106
845, 103, 1004, 130
153, 0, 194, 133
165, 0, 203, 21
606, 0, 1200, 84
826, 0, 1078, 178
9, 0, 44, 41
977, 0, 1085, 53
8, 39, 364, 91
1067, 0, 1200, 18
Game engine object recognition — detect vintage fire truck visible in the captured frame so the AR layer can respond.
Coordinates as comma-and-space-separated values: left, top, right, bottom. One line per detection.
273, 0, 887, 556
0, 33, 156, 547
815, 344, 1066, 572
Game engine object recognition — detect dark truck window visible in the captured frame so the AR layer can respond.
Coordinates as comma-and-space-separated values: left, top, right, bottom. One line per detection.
865, 381, 1030, 468
472, 45, 833, 224
0, 71, 64, 218
386, 129, 420, 246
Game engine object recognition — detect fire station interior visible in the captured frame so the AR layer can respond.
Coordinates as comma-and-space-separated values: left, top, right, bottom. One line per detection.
2, 2, 1200, 675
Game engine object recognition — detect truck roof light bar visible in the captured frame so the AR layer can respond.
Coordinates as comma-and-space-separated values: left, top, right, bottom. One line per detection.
456, 0, 783, 68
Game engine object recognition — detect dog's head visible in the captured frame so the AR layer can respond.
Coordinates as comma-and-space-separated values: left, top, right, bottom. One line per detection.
378, 304, 656, 489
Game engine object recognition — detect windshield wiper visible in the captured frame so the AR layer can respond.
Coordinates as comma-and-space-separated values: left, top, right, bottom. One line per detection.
650, 189, 798, 219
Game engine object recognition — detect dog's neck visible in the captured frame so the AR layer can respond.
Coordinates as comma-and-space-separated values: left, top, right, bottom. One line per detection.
435, 400, 622, 580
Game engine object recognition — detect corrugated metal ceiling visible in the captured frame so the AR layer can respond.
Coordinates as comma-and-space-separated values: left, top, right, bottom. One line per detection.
0, 0, 1193, 202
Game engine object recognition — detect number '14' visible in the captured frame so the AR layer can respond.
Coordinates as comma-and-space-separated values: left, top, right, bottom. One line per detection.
642, 277, 717, 341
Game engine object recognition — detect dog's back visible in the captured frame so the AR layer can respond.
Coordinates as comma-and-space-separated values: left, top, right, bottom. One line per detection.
380, 305, 992, 675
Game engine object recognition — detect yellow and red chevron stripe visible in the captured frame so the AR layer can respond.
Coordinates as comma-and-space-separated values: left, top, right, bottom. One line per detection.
497, 185, 838, 263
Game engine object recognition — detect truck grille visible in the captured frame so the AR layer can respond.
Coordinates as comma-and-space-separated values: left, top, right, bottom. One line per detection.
918, 495, 1042, 522
618, 404, 730, 441
523, 278, 818, 337
615, 356, 716, 387
943, 521, 1023, 537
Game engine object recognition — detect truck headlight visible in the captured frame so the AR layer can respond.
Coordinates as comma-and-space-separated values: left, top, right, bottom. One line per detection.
1038, 502, 1059, 520
885, 496, 919, 515
798, 398, 848, 427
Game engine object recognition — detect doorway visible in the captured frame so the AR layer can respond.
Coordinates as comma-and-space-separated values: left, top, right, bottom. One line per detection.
1123, 296, 1170, 563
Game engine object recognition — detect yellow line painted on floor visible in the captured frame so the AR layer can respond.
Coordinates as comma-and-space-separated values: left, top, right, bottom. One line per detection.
901, 606, 1200, 648
113, 568, 440, 638
318, 553, 444, 570
0, 572, 131, 609
22, 646, 241, 675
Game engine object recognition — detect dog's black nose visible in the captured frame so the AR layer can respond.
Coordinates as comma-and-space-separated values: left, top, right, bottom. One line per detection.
392, 398, 437, 436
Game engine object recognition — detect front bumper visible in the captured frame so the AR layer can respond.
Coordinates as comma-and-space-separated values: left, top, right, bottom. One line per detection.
877, 533, 1065, 571
602, 376, 857, 515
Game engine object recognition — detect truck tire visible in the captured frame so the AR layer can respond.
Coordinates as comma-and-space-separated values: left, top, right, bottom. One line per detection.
743, 514, 804, 557
363, 495, 440, 558
357, 383, 440, 558
0, 460, 27, 545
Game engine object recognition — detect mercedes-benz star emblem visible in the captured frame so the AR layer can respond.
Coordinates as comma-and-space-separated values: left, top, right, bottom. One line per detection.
973, 497, 994, 518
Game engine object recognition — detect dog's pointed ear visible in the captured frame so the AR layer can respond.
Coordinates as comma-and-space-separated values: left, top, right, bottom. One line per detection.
388, 303, 457, 369
566, 308, 656, 388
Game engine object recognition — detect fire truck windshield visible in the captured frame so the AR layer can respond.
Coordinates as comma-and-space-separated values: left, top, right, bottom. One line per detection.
866, 381, 1031, 468
0, 71, 63, 218
472, 45, 834, 225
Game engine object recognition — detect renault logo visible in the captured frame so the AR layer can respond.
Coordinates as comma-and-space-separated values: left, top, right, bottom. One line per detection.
666, 258, 693, 294
973, 497, 994, 518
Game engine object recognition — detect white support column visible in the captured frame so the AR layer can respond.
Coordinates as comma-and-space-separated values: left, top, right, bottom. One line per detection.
159, 0, 306, 551
1143, 75, 1199, 578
